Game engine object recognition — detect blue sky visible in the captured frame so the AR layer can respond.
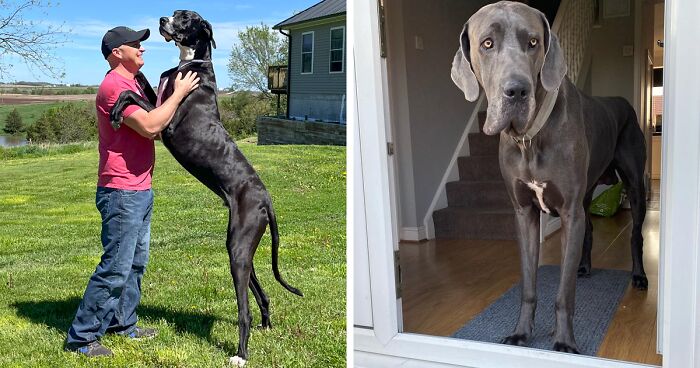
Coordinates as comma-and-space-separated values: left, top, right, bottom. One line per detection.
3, 0, 318, 88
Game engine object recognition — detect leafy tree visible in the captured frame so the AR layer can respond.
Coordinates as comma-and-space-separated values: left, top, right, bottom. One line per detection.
3, 108, 24, 134
26, 102, 96, 143
227, 23, 287, 98
25, 112, 56, 142
0, 0, 68, 81
219, 91, 270, 138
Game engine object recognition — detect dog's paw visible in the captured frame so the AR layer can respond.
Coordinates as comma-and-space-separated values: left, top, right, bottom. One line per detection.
257, 321, 272, 330
110, 115, 123, 130
228, 356, 247, 367
501, 334, 528, 346
577, 265, 591, 278
632, 274, 648, 290
553, 342, 580, 354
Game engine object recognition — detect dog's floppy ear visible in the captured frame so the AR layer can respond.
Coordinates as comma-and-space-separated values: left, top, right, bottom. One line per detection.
202, 20, 217, 49
538, 12, 566, 91
451, 22, 479, 102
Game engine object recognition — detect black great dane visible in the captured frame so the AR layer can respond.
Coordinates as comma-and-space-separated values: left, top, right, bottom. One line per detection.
109, 10, 302, 366
451, 1, 648, 353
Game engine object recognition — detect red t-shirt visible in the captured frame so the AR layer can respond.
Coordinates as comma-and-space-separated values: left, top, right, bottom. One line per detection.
95, 70, 155, 190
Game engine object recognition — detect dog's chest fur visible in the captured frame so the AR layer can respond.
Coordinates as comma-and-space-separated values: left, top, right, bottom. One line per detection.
508, 146, 565, 216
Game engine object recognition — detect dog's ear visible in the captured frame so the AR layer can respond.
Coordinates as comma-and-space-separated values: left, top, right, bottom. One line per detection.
451, 22, 479, 102
538, 12, 567, 91
201, 20, 217, 49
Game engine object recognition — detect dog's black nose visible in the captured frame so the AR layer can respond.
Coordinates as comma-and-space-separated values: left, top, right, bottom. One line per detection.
160, 17, 168, 25
503, 80, 530, 101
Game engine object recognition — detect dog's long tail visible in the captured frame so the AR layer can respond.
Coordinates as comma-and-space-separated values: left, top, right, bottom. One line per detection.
269, 206, 304, 297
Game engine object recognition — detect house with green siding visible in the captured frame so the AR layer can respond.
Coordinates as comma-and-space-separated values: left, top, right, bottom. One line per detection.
273, 0, 346, 124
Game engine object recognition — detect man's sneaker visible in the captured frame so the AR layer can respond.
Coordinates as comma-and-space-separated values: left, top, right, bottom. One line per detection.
65, 341, 113, 357
125, 326, 157, 340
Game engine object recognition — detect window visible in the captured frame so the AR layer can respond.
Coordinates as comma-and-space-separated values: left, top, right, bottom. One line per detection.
330, 27, 345, 73
302, 32, 314, 74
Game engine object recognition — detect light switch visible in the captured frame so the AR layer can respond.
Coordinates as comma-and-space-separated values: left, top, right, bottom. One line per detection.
415, 36, 424, 50
622, 45, 634, 57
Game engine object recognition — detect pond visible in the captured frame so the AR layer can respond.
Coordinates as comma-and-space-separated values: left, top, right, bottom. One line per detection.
0, 135, 28, 148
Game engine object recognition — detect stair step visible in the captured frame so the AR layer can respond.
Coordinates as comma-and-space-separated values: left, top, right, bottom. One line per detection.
446, 180, 511, 208
430, 110, 515, 241
469, 132, 500, 156
433, 206, 517, 240
458, 155, 501, 181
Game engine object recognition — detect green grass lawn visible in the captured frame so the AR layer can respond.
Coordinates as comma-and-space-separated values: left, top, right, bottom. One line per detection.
0, 103, 77, 133
0, 142, 346, 367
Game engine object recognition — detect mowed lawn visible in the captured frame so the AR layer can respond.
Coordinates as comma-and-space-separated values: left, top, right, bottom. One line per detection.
0, 142, 346, 367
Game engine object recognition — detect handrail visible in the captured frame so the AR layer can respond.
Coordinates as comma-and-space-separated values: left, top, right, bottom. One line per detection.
551, 0, 595, 84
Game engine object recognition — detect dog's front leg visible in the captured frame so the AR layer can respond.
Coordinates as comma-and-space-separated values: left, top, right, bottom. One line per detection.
503, 205, 541, 346
553, 204, 585, 354
110, 90, 155, 129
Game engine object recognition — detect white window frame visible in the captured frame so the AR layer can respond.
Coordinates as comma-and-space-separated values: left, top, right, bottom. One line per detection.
329, 26, 345, 74
351, 0, 700, 367
301, 31, 314, 75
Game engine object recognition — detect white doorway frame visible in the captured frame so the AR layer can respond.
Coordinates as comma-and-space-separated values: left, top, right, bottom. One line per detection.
353, 0, 700, 366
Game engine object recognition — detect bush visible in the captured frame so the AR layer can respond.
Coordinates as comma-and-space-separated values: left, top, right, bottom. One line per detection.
219, 92, 276, 139
3, 108, 24, 134
26, 102, 97, 144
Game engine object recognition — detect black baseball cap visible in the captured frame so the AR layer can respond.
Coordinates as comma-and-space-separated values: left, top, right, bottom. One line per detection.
101, 26, 150, 59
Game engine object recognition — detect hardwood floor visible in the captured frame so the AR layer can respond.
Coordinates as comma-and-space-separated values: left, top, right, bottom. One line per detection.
400, 189, 662, 365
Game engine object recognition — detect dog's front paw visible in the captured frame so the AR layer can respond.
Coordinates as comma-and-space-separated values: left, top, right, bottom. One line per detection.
501, 334, 528, 346
577, 264, 591, 278
553, 342, 580, 354
110, 113, 123, 130
632, 274, 648, 290
228, 356, 247, 367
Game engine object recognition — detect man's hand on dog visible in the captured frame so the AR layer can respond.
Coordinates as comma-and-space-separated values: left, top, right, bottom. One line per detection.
173, 71, 200, 98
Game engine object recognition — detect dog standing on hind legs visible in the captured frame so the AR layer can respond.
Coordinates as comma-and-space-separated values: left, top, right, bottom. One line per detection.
451, 1, 648, 353
109, 10, 303, 366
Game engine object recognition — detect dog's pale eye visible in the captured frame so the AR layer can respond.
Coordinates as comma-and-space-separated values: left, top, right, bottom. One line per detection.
529, 38, 538, 48
482, 39, 493, 49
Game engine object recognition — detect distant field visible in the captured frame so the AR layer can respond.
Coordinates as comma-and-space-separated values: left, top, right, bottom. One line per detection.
0, 94, 95, 105
0, 85, 97, 96
0, 101, 92, 132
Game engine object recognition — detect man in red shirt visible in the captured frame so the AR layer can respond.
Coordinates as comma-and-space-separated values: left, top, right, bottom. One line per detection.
65, 26, 199, 357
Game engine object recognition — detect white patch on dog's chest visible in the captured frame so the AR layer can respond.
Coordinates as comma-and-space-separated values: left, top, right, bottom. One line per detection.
177, 42, 196, 61
526, 180, 550, 214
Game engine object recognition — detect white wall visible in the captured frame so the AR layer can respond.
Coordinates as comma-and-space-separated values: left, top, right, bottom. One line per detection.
385, 0, 491, 232
653, 2, 664, 67
589, 1, 637, 104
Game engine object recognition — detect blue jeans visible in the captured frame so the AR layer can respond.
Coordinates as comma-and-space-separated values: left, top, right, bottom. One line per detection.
66, 187, 153, 345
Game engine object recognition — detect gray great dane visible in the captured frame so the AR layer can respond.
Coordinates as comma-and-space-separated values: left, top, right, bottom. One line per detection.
451, 1, 648, 353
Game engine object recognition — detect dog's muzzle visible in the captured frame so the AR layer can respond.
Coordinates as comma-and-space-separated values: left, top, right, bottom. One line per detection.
159, 17, 174, 41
